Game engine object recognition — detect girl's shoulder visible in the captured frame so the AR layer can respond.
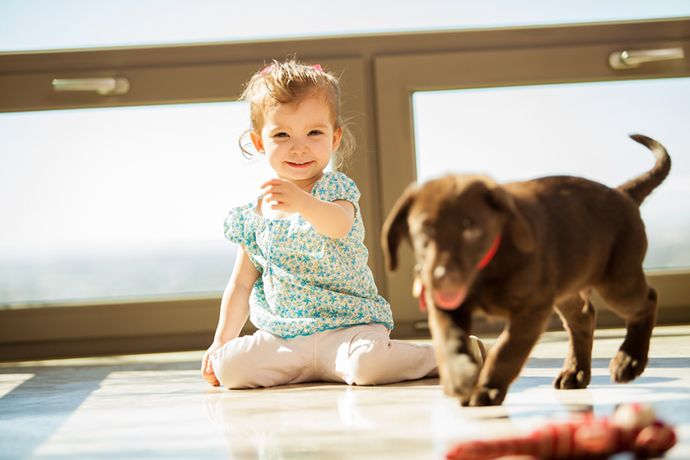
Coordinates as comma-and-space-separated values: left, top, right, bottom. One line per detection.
228, 199, 259, 219
224, 199, 261, 244
313, 172, 360, 203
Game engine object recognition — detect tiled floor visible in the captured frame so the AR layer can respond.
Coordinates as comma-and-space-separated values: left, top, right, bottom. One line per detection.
1, 325, 689, 459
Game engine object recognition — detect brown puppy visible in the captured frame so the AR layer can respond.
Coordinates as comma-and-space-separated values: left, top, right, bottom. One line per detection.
383, 134, 671, 406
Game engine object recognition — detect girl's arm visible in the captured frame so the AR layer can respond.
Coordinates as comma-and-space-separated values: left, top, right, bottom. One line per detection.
261, 178, 355, 239
201, 246, 260, 386
298, 196, 355, 239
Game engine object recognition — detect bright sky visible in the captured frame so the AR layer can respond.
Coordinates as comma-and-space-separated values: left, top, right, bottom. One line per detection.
414, 78, 690, 225
0, 103, 275, 257
1, 0, 689, 51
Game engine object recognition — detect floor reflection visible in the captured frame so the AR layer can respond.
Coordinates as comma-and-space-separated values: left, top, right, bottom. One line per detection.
203, 382, 443, 459
0, 327, 688, 459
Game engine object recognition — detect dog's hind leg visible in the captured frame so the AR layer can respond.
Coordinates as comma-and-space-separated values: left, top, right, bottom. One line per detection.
553, 289, 596, 389
596, 272, 658, 383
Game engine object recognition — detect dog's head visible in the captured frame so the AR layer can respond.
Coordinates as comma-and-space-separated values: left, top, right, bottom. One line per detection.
382, 174, 535, 310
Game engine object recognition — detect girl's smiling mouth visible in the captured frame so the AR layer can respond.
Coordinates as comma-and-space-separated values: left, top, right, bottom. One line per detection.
287, 161, 314, 168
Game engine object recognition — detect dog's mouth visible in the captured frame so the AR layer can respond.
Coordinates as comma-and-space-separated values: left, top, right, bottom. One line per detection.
433, 288, 467, 310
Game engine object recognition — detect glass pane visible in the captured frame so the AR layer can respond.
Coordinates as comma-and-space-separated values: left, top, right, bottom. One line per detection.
2, 0, 689, 52
413, 78, 690, 270
0, 102, 276, 305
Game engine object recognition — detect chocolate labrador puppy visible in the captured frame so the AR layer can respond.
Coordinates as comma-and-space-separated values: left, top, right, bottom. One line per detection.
383, 134, 670, 406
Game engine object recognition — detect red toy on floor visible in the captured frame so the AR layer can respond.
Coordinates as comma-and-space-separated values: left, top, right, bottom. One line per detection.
447, 403, 676, 460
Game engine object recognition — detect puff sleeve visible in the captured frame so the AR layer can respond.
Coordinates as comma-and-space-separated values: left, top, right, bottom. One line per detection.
313, 172, 361, 206
223, 204, 251, 246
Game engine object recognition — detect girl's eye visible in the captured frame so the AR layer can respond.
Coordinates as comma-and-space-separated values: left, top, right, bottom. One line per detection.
274, 132, 288, 138
309, 130, 323, 136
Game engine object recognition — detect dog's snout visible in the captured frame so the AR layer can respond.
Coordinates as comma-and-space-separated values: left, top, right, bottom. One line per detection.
432, 264, 462, 286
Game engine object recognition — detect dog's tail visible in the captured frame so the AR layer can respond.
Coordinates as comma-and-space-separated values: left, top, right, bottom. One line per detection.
617, 134, 671, 206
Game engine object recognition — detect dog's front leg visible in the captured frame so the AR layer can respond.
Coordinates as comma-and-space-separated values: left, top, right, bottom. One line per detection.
427, 304, 478, 405
470, 305, 552, 406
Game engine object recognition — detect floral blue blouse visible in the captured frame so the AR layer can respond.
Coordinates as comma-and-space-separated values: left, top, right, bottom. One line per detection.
224, 172, 394, 338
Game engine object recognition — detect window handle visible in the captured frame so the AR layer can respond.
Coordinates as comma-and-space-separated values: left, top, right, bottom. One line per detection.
609, 47, 684, 69
52, 77, 130, 95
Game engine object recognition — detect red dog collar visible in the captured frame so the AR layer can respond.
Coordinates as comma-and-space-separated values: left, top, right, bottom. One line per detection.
418, 233, 502, 312
476, 233, 502, 270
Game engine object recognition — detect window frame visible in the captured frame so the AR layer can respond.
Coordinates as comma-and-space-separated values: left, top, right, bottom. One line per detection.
373, 20, 690, 328
1, 17, 688, 360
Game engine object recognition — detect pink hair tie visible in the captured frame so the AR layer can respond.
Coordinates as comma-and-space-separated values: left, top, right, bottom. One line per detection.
311, 64, 324, 72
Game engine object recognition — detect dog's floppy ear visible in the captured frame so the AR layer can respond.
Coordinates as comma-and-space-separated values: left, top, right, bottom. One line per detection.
490, 186, 535, 253
382, 184, 418, 271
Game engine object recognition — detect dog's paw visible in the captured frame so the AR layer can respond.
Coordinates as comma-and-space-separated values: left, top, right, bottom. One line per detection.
440, 353, 479, 402
468, 386, 505, 406
554, 368, 590, 389
609, 351, 646, 383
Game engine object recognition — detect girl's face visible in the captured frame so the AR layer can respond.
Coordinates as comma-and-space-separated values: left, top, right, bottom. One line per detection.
251, 97, 342, 189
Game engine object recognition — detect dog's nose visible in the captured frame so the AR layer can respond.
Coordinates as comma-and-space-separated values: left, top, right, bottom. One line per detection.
434, 266, 447, 279
433, 265, 462, 284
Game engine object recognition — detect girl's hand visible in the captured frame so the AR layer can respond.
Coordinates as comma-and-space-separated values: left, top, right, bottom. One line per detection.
261, 178, 309, 214
202, 343, 222, 386
261, 177, 355, 238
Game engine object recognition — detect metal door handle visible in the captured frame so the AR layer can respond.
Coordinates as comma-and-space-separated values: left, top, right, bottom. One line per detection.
609, 47, 684, 69
52, 77, 130, 95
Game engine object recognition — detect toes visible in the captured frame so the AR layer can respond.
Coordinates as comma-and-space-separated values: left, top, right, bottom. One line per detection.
610, 351, 646, 383
554, 369, 590, 389
441, 353, 479, 400
469, 386, 504, 406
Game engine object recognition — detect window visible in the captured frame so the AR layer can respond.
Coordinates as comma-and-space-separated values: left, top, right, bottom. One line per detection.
0, 102, 276, 305
413, 78, 690, 269
374, 23, 690, 326
1, 15, 688, 359
0, 54, 373, 359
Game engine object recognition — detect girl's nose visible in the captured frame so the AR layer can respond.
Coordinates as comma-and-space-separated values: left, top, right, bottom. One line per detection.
290, 139, 308, 154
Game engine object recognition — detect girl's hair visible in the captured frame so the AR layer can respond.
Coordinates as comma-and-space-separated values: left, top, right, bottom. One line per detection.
239, 58, 355, 169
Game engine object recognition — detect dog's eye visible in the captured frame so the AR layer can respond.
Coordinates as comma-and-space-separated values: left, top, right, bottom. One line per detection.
463, 227, 483, 242
462, 219, 484, 242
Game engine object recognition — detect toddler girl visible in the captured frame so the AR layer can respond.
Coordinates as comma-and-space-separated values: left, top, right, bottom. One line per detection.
202, 59, 471, 389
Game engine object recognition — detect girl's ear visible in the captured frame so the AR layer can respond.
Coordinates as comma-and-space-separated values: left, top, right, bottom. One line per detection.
250, 131, 264, 154
332, 126, 343, 152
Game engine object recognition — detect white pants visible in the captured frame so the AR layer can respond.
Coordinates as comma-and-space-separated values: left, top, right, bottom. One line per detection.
211, 323, 438, 389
